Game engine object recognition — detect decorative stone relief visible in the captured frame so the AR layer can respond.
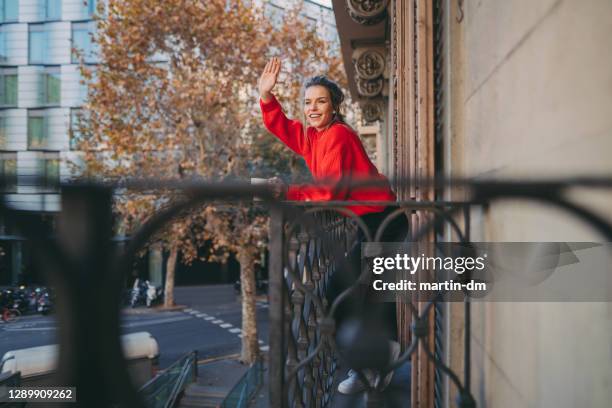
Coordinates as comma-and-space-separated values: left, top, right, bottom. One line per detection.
361, 100, 383, 123
354, 49, 385, 80
356, 77, 384, 98
346, 0, 389, 26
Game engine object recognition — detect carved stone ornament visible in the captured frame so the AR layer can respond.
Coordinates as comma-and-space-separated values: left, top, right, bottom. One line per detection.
346, 0, 389, 26
362, 100, 383, 123
354, 49, 385, 80
357, 77, 384, 97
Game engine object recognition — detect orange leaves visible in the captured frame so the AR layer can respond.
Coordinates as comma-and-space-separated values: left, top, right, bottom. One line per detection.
78, 0, 345, 263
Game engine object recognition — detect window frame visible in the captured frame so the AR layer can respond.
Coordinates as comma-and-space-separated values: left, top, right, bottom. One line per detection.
0, 67, 17, 107
0, 0, 19, 23
71, 21, 94, 64
44, 0, 62, 22
0, 151, 17, 193
39, 66, 61, 107
37, 151, 59, 193
28, 24, 48, 65
27, 109, 49, 150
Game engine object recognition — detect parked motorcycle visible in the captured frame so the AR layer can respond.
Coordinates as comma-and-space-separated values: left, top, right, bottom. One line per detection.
37, 288, 53, 315
130, 278, 147, 308
145, 281, 163, 308
11, 285, 30, 314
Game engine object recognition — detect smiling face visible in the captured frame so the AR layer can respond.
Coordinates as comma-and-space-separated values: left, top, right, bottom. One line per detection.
304, 85, 335, 132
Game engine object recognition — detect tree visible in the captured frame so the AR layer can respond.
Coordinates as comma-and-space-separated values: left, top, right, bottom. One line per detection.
76, 0, 350, 364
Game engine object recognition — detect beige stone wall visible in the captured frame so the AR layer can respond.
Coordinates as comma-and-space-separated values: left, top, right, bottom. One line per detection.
446, 0, 612, 406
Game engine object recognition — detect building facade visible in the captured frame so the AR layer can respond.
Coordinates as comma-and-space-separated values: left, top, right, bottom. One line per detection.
0, 0, 340, 286
332, 0, 612, 407
0, 0, 97, 285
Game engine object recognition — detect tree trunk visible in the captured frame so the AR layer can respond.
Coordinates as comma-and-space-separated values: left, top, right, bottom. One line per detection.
238, 250, 259, 364
164, 246, 178, 308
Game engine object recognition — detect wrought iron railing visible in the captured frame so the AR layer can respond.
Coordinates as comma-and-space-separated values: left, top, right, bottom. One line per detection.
0, 177, 611, 408
268, 201, 472, 408
139, 351, 197, 408
268, 178, 612, 408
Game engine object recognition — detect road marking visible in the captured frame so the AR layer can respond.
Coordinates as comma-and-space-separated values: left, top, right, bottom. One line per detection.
220, 323, 233, 329
204, 317, 215, 321
229, 328, 242, 333
184, 308, 193, 313
189, 310, 199, 315
212, 320, 224, 324
4, 315, 193, 332
258, 340, 264, 344
261, 346, 270, 351
196, 313, 208, 318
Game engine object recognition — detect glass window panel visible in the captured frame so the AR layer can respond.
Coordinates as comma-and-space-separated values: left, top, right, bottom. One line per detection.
70, 108, 82, 149
28, 112, 47, 149
45, 158, 59, 190
0, 71, 18, 106
0, 153, 17, 193
72, 23, 93, 63
5, 74, 16, 105
38, 154, 59, 192
264, 4, 284, 27
45, 71, 60, 105
3, 0, 18, 22
45, 0, 61, 21
29, 27, 47, 64
87, 0, 97, 16
0, 116, 6, 148
0, 31, 7, 62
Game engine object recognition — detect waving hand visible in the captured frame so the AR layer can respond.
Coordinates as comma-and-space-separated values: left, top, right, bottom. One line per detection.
259, 57, 281, 102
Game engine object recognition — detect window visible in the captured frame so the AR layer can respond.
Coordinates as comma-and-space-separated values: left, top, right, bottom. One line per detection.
264, 3, 285, 27
37, 152, 59, 193
306, 16, 317, 31
44, 0, 61, 21
72, 22, 93, 63
0, 113, 7, 148
0, 0, 18, 23
0, 152, 17, 193
0, 68, 17, 107
27, 109, 48, 149
0, 30, 7, 63
70, 108, 87, 150
87, 0, 97, 17
38, 66, 60, 106
29, 24, 48, 64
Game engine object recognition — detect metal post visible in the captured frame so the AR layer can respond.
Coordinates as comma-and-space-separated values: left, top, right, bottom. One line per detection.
268, 204, 285, 407
50, 185, 144, 408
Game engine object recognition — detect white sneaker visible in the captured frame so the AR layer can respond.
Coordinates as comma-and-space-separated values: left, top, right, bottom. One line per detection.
377, 341, 401, 389
337, 369, 369, 394
337, 341, 401, 394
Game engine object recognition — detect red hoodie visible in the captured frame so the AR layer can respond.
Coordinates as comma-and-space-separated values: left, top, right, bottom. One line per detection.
260, 95, 396, 215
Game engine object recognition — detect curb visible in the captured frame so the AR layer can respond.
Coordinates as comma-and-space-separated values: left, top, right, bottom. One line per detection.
122, 304, 188, 315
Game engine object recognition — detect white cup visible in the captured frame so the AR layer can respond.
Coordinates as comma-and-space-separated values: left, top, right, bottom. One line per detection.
250, 178, 267, 201
250, 177, 268, 185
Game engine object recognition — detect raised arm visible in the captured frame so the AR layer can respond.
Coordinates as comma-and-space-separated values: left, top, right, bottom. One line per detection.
259, 57, 307, 155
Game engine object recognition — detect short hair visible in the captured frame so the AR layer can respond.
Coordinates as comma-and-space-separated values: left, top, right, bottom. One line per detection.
304, 75, 346, 123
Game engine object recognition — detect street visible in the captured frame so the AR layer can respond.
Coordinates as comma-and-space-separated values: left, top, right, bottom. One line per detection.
0, 285, 269, 369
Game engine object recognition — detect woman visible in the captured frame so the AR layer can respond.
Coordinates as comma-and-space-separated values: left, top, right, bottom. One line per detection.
259, 57, 405, 394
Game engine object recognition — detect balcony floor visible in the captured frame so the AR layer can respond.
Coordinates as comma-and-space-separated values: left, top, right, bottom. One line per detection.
330, 361, 411, 408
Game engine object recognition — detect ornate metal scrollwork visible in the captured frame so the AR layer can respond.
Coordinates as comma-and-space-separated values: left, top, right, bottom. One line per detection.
346, 0, 390, 25
357, 77, 384, 97
361, 100, 384, 122
354, 49, 386, 80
